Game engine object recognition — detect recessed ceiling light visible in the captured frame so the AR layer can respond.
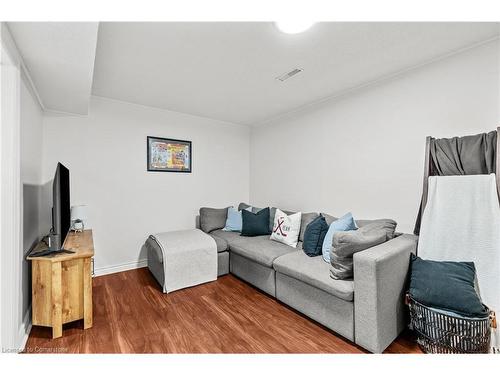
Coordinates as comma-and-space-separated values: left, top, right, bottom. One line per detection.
275, 21, 315, 34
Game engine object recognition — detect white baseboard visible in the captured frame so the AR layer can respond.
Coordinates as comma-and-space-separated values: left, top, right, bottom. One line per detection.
94, 259, 147, 277
18, 305, 32, 352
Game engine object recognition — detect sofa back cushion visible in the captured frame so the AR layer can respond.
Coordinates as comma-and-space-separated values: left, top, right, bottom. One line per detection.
299, 212, 319, 242
239, 202, 262, 214
199, 207, 230, 233
238, 202, 251, 211
330, 223, 387, 279
302, 215, 329, 257
321, 213, 338, 226
241, 207, 271, 237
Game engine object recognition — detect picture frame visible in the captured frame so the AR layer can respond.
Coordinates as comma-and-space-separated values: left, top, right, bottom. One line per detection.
147, 136, 192, 173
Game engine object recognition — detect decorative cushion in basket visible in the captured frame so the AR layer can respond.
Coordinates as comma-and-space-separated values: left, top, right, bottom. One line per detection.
409, 255, 488, 318
408, 255, 491, 353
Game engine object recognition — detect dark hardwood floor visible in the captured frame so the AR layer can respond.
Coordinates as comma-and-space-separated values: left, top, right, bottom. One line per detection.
25, 268, 422, 354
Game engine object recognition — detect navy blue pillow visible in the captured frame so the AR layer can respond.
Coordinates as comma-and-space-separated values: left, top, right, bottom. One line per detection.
302, 215, 329, 257
409, 254, 488, 318
241, 207, 270, 237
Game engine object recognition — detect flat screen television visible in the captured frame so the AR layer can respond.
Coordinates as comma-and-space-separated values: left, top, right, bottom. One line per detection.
51, 162, 71, 250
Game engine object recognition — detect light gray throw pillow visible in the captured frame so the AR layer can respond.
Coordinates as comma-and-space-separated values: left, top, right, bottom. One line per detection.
330, 223, 388, 280
355, 218, 397, 240
199, 207, 230, 233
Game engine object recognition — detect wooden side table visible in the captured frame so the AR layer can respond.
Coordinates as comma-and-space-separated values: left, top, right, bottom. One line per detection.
27, 230, 94, 339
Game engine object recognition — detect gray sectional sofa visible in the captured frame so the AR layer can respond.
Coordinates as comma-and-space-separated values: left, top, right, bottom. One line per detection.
147, 203, 418, 353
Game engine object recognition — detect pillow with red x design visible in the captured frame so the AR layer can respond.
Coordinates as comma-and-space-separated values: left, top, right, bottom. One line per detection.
270, 208, 302, 247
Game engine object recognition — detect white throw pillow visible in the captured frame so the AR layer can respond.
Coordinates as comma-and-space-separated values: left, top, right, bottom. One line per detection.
270, 208, 302, 247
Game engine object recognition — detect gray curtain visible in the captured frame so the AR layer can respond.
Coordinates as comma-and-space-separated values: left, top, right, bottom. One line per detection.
414, 130, 497, 235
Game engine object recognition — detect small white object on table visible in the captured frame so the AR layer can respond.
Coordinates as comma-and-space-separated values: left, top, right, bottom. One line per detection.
71, 204, 88, 232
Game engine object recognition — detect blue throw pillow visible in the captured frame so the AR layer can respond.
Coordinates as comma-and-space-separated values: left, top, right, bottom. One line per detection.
223, 206, 251, 232
241, 207, 271, 237
303, 215, 329, 257
322, 212, 357, 263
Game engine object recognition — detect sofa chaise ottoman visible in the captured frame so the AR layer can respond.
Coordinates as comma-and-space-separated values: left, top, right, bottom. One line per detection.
145, 229, 223, 293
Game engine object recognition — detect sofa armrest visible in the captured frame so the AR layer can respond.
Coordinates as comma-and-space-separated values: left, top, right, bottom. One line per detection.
353, 234, 417, 353
195, 215, 201, 229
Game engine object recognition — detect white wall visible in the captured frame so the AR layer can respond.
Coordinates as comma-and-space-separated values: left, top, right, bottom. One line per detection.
1, 23, 45, 352
21, 79, 43, 188
42, 96, 250, 275
19, 76, 44, 342
250, 40, 500, 234
1, 25, 21, 353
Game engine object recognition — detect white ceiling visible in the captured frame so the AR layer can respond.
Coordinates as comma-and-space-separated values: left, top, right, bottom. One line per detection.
8, 22, 500, 124
8, 22, 99, 115
92, 22, 499, 125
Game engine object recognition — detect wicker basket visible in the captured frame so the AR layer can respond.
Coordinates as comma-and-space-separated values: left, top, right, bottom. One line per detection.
407, 296, 492, 354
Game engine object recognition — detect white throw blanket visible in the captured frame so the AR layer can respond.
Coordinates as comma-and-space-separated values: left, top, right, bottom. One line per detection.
150, 229, 217, 293
418, 174, 500, 350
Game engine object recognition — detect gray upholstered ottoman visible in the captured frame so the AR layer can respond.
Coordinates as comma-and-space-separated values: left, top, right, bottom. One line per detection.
146, 229, 217, 293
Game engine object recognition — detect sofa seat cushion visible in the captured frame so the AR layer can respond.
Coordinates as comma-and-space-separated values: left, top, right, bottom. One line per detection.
273, 251, 354, 302
229, 235, 297, 268
210, 229, 242, 245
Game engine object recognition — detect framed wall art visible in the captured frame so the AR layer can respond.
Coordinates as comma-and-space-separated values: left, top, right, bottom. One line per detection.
147, 136, 192, 173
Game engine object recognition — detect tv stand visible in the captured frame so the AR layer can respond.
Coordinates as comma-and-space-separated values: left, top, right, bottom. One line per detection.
28, 248, 75, 258
27, 230, 94, 338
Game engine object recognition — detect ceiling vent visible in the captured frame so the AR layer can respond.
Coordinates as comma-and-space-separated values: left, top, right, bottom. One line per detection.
276, 68, 303, 82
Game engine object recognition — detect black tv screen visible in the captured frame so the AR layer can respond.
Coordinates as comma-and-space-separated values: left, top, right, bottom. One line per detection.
52, 162, 70, 249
